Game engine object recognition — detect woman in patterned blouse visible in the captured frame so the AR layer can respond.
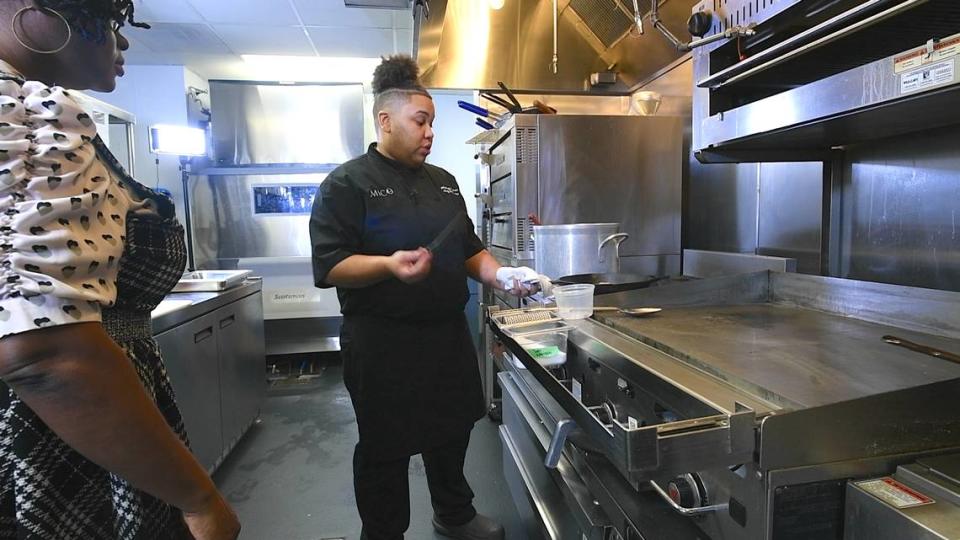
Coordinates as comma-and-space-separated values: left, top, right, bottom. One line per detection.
0, 1, 239, 539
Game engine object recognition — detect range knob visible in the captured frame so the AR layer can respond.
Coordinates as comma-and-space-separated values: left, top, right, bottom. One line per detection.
667, 473, 706, 508
687, 11, 713, 38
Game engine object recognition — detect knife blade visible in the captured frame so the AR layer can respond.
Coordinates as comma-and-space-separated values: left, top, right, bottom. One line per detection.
427, 212, 464, 253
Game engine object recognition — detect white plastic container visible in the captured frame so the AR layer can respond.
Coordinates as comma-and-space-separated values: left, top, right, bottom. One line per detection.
554, 283, 595, 320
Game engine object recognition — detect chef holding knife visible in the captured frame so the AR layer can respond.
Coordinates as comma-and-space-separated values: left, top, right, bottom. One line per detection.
309, 55, 543, 540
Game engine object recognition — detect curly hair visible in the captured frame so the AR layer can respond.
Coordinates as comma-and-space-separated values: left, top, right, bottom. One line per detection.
372, 55, 427, 96
372, 55, 431, 127
36, 0, 150, 44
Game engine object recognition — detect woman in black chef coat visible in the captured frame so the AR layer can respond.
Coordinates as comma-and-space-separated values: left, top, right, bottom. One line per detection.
310, 56, 540, 540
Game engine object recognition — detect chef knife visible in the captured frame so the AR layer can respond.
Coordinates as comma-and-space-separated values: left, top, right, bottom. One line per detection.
426, 211, 464, 253
480, 92, 514, 111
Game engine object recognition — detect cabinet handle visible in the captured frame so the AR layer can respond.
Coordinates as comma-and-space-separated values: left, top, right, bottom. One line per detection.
194, 327, 214, 343
545, 419, 575, 469
219, 315, 236, 329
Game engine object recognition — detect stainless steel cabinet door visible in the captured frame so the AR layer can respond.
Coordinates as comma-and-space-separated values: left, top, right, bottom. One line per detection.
216, 292, 266, 451
156, 312, 224, 472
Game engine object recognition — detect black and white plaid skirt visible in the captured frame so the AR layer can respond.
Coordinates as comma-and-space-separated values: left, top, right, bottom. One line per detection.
0, 139, 193, 539
0, 328, 192, 539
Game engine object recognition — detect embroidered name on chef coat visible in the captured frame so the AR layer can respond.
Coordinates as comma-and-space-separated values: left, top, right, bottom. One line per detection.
440, 186, 460, 196
369, 188, 395, 198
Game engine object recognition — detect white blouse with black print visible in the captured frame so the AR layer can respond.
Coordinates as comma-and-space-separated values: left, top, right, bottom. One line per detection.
0, 61, 157, 338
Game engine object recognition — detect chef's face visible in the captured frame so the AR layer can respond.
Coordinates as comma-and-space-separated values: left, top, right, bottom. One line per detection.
381, 93, 435, 168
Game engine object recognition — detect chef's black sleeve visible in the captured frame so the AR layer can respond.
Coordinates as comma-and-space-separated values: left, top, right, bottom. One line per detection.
310, 172, 364, 288
461, 213, 485, 260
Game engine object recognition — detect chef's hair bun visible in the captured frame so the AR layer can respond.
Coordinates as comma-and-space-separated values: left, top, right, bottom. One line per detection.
373, 55, 424, 95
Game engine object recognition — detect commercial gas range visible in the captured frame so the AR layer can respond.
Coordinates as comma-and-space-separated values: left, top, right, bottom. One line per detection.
488, 271, 960, 540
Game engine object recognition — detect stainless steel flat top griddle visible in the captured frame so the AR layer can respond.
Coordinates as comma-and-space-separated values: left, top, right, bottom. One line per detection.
594, 303, 960, 409
490, 270, 960, 540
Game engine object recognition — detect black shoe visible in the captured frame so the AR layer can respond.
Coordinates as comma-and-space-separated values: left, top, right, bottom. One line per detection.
432, 514, 505, 540
487, 403, 503, 423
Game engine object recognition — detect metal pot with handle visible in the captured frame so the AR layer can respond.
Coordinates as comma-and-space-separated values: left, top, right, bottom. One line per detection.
598, 232, 629, 273
533, 223, 629, 279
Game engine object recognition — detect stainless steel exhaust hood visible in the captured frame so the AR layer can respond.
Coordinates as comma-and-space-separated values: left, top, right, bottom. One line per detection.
415, 0, 701, 92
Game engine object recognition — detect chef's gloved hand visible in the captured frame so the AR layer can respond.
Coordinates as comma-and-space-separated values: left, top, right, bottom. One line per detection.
537, 275, 554, 298
496, 266, 542, 297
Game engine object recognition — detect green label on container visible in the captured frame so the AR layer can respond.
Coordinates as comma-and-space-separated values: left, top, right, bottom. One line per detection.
527, 346, 560, 359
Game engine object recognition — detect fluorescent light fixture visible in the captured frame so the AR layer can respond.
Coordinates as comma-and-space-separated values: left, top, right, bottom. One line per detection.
240, 55, 382, 84
345, 0, 411, 7
148, 125, 206, 156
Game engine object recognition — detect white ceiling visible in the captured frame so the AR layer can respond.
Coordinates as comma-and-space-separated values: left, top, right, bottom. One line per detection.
123, 0, 414, 80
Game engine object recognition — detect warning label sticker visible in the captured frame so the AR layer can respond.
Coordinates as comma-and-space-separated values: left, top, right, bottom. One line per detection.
855, 477, 935, 509
901, 59, 955, 95
895, 34, 960, 74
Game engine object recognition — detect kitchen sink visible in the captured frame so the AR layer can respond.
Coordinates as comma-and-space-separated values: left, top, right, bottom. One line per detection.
172, 270, 252, 292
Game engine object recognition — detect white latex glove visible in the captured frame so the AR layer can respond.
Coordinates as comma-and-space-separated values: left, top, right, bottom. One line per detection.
496, 266, 541, 297
537, 275, 554, 298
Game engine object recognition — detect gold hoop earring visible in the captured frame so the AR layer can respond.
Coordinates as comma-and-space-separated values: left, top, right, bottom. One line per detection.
11, 6, 72, 55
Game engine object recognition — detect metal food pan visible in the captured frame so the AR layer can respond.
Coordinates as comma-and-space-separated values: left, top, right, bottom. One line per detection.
172, 270, 252, 292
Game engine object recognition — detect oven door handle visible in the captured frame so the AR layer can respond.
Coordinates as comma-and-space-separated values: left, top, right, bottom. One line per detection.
648, 480, 729, 516
544, 418, 576, 469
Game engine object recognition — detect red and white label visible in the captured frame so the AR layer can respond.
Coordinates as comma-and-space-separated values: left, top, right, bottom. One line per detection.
855, 477, 935, 509
895, 33, 960, 74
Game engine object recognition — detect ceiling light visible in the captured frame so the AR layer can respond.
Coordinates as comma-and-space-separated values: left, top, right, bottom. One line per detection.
240, 55, 382, 84
489, 0, 505, 10
345, 0, 411, 7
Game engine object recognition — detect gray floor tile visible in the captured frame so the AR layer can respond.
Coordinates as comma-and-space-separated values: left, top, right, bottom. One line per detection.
214, 363, 525, 540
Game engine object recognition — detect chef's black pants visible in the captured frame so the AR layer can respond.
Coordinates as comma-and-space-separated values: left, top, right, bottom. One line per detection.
355, 432, 477, 540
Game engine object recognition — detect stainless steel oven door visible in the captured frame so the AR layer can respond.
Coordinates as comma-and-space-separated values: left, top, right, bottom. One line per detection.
490, 175, 515, 251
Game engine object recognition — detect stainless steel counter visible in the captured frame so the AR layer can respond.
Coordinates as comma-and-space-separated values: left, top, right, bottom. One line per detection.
151, 279, 262, 335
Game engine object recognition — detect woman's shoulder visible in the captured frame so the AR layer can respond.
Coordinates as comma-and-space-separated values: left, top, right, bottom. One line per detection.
0, 77, 98, 151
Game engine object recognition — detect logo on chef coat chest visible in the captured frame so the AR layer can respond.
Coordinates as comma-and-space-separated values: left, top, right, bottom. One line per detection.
441, 186, 460, 196
369, 187, 395, 198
